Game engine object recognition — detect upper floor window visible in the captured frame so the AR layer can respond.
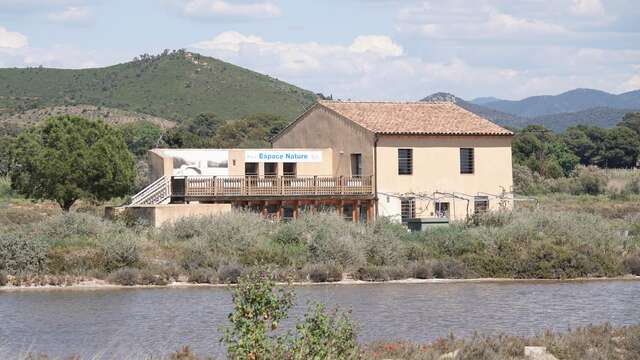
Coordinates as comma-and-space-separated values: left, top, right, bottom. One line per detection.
245, 162, 258, 176
398, 148, 413, 175
264, 162, 278, 177
460, 148, 474, 174
351, 153, 362, 176
283, 162, 297, 177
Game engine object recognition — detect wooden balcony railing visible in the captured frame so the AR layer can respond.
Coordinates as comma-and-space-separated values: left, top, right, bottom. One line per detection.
179, 175, 373, 198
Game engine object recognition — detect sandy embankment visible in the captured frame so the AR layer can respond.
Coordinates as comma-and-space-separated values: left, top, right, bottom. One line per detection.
1, 274, 639, 291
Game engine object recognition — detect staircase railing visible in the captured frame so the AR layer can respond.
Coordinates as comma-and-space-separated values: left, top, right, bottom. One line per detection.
129, 176, 171, 206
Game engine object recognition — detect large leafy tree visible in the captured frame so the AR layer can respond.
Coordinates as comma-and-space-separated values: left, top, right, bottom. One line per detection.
512, 125, 578, 178
119, 120, 164, 157
10, 116, 135, 211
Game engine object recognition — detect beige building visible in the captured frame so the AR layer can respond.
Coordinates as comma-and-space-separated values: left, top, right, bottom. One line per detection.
273, 100, 514, 222
126, 100, 513, 226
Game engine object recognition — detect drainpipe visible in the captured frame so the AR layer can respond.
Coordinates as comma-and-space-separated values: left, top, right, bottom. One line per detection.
373, 134, 379, 220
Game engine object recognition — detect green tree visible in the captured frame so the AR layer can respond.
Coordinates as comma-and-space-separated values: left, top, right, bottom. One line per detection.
602, 126, 640, 168
119, 121, 164, 156
213, 113, 288, 148
10, 116, 135, 211
512, 125, 577, 177
620, 112, 640, 136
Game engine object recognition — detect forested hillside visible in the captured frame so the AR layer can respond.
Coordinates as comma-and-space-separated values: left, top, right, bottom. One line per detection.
0, 50, 316, 122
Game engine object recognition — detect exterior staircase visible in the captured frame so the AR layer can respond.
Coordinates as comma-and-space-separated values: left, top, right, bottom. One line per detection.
129, 176, 171, 206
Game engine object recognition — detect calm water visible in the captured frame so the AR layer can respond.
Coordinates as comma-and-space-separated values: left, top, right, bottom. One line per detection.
1, 280, 639, 358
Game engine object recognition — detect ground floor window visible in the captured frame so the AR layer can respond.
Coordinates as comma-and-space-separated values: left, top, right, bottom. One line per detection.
359, 204, 368, 224
342, 203, 354, 222
474, 196, 489, 214
401, 198, 416, 223
282, 206, 294, 221
435, 202, 450, 218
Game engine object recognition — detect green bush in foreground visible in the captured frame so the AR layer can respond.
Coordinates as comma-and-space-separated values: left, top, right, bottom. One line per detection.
0, 234, 48, 275
220, 269, 358, 360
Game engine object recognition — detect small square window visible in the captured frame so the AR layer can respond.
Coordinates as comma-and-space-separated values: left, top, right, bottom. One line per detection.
264, 162, 278, 177
460, 148, 474, 174
474, 196, 489, 214
245, 162, 258, 176
283, 163, 296, 177
398, 149, 413, 175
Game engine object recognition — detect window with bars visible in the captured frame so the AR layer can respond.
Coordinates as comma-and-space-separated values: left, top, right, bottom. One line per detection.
398, 148, 413, 175
474, 196, 489, 214
460, 148, 474, 174
401, 198, 416, 223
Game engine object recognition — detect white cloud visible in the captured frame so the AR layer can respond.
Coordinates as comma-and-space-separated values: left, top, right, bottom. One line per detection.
570, 0, 605, 16
189, 30, 640, 100
48, 6, 92, 24
397, 2, 570, 41
177, 0, 281, 20
0, 26, 28, 48
622, 74, 640, 92
349, 35, 403, 57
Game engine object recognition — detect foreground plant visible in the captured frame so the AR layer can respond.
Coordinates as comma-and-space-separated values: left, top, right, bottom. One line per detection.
220, 268, 358, 360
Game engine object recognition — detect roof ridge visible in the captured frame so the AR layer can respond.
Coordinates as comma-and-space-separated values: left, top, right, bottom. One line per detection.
318, 100, 454, 105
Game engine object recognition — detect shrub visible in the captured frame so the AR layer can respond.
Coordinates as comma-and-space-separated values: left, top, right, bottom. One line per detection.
188, 268, 216, 284
0, 270, 7, 286
138, 269, 168, 286
624, 255, 640, 275
354, 266, 390, 282
99, 233, 140, 272
218, 264, 243, 284
432, 259, 467, 279
304, 263, 342, 283
574, 166, 608, 195
221, 269, 294, 359
221, 268, 358, 360
108, 267, 139, 286
0, 234, 48, 275
410, 262, 432, 279
288, 304, 358, 359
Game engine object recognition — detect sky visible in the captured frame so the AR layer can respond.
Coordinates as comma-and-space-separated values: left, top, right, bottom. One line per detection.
0, 0, 639, 101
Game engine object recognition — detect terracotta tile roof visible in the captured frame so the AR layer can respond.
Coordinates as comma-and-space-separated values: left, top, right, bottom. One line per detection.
318, 100, 513, 136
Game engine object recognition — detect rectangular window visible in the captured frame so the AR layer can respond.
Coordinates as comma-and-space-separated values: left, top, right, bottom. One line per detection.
282, 207, 295, 222
474, 196, 489, 214
264, 162, 278, 177
398, 149, 413, 175
283, 163, 297, 177
401, 198, 416, 223
460, 148, 474, 174
342, 203, 354, 222
245, 162, 258, 176
350, 153, 362, 176
435, 202, 450, 218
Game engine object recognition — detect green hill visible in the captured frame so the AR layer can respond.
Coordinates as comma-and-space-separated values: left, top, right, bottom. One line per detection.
0, 50, 316, 122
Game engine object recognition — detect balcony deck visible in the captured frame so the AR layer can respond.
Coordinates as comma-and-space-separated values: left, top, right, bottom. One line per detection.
171, 175, 374, 202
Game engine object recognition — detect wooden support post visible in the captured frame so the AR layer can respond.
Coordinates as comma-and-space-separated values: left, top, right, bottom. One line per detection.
351, 201, 358, 223
293, 200, 299, 219
354, 200, 360, 223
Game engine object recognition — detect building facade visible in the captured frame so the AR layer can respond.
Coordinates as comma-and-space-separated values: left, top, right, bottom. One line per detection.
127, 100, 513, 226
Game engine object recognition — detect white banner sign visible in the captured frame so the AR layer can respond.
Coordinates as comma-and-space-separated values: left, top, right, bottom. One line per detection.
245, 150, 323, 163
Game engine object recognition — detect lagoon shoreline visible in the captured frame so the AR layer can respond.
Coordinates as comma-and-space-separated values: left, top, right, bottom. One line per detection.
2, 274, 639, 292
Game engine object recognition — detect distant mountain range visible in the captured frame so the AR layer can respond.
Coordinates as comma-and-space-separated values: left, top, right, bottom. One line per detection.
423, 89, 640, 132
